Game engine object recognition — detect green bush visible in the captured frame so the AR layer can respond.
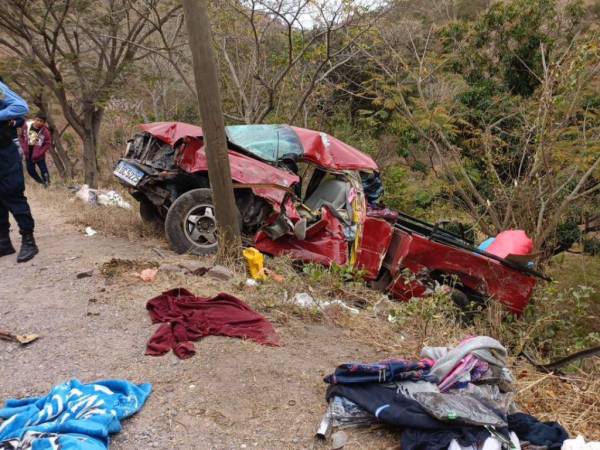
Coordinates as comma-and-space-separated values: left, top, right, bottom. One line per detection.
583, 238, 600, 256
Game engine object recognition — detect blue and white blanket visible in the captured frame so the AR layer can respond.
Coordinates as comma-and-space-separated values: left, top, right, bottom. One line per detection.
0, 379, 152, 450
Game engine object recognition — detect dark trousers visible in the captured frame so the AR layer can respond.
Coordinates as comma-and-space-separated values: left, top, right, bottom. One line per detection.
0, 142, 35, 236
26, 156, 50, 185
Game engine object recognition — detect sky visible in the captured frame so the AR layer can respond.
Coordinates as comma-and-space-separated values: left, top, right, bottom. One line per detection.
248, 0, 389, 28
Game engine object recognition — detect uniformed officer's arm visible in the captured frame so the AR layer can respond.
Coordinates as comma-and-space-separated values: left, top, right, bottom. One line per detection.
0, 82, 29, 121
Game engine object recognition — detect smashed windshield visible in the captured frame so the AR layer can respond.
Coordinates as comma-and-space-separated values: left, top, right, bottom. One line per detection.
226, 124, 303, 162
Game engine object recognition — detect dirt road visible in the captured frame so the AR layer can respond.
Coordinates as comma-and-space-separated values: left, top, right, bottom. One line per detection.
0, 190, 394, 449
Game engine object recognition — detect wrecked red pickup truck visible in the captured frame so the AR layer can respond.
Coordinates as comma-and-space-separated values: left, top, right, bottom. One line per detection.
114, 121, 544, 313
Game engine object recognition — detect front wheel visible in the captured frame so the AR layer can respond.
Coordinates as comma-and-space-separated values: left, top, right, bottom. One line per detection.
165, 188, 219, 255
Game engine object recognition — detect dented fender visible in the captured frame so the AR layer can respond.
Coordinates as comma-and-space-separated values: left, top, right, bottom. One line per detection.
179, 138, 300, 207
382, 229, 536, 314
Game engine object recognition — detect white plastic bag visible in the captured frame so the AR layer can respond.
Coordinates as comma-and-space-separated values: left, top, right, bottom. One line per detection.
562, 436, 600, 450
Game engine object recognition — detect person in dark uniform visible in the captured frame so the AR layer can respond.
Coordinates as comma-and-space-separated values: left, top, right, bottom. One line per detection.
0, 79, 39, 263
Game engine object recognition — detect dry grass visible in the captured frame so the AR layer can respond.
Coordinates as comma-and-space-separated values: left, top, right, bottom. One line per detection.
514, 361, 600, 438
27, 181, 160, 241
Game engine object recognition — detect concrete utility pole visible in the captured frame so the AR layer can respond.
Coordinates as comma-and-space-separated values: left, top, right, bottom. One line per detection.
181, 0, 241, 255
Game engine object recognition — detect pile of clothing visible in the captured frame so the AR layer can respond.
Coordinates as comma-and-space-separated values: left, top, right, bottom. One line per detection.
319, 336, 577, 450
0, 379, 151, 450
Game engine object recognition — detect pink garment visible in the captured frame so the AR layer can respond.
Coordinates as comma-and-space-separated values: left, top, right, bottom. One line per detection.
438, 354, 489, 391
435, 336, 491, 391
486, 230, 533, 259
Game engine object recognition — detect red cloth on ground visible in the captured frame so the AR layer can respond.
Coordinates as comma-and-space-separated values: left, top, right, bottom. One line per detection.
145, 288, 281, 359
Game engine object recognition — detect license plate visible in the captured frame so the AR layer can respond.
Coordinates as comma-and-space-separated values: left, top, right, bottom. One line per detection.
114, 161, 144, 186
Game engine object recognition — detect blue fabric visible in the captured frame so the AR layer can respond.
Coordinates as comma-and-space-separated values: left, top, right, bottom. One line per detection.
324, 359, 436, 385
0, 379, 152, 449
0, 82, 29, 121
508, 412, 569, 450
478, 237, 495, 251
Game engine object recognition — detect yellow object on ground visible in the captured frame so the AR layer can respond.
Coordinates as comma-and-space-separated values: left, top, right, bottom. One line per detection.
243, 247, 267, 281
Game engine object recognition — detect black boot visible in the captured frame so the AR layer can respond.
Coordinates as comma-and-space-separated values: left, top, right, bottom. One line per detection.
0, 234, 16, 257
17, 233, 39, 263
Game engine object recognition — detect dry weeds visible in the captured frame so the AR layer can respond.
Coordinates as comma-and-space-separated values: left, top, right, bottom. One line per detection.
27, 182, 159, 240
514, 361, 600, 438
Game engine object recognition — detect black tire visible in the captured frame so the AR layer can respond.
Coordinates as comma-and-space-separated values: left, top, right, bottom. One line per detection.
139, 197, 162, 224
450, 288, 470, 310
449, 288, 486, 325
165, 188, 219, 255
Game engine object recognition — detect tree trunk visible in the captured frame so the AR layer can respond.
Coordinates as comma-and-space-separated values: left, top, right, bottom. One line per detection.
82, 133, 98, 188
47, 125, 76, 180
81, 102, 104, 188
182, 0, 241, 260
48, 145, 69, 179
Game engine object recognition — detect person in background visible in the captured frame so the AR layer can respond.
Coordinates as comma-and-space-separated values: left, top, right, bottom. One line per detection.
0, 78, 39, 263
21, 113, 52, 187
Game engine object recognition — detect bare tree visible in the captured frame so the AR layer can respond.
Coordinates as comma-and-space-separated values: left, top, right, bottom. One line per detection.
360, 19, 600, 255
218, 0, 381, 124
0, 0, 181, 187
142, 0, 382, 124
